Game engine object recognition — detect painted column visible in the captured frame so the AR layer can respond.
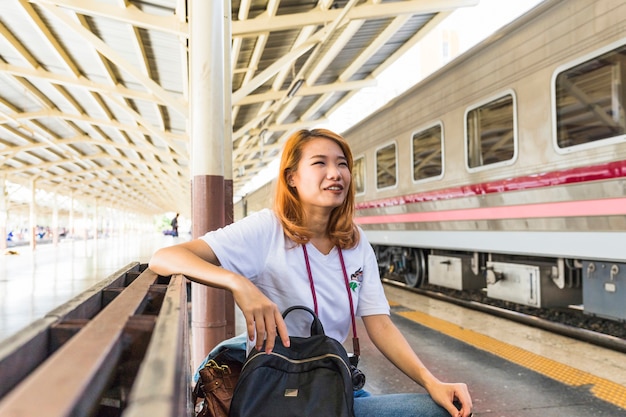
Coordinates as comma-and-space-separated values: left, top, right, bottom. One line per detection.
29, 180, 36, 250
83, 203, 89, 241
223, 0, 236, 340
94, 198, 99, 241
69, 190, 74, 238
189, 0, 228, 368
0, 177, 7, 251
52, 192, 59, 246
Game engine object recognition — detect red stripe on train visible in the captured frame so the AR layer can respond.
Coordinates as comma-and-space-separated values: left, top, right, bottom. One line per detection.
354, 160, 626, 210
355, 197, 626, 224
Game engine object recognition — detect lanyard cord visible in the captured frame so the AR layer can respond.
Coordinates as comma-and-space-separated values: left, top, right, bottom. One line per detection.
302, 244, 360, 357
302, 244, 318, 313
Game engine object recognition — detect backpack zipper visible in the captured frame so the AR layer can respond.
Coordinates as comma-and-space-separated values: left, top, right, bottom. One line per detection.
242, 351, 351, 376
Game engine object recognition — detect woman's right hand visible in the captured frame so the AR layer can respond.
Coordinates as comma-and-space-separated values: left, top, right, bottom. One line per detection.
230, 275, 290, 353
150, 239, 290, 352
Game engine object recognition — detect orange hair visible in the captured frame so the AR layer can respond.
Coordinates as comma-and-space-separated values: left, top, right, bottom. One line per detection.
273, 129, 359, 249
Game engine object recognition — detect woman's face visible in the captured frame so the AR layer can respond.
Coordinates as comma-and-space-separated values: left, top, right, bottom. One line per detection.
288, 137, 351, 214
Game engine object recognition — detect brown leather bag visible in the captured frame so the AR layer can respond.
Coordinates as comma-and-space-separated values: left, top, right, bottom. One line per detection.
193, 351, 243, 417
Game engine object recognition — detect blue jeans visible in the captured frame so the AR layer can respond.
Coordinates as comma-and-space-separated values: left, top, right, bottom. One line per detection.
354, 391, 449, 417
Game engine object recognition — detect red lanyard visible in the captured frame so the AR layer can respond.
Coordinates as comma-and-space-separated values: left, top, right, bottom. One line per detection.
302, 245, 360, 357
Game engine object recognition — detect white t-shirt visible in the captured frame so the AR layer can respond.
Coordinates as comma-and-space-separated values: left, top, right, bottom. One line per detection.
200, 209, 390, 343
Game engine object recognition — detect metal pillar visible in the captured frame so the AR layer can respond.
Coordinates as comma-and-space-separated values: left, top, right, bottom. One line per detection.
189, 0, 230, 368
93, 198, 98, 242
29, 180, 36, 250
83, 204, 88, 241
69, 190, 74, 238
52, 193, 59, 246
0, 177, 7, 251
223, 0, 236, 340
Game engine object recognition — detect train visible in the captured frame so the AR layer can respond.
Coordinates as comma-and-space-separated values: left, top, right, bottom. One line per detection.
235, 0, 626, 322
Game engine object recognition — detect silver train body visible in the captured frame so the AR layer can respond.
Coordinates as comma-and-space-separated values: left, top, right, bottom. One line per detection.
236, 0, 626, 321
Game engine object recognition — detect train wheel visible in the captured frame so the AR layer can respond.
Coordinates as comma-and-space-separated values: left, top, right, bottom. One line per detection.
404, 248, 426, 288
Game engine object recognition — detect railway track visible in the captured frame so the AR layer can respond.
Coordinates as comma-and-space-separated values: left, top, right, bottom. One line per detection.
383, 278, 626, 355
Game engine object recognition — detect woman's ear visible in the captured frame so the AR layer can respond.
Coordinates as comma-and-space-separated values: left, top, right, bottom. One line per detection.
285, 170, 295, 187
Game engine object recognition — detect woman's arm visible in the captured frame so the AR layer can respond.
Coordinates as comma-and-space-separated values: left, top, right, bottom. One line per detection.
150, 239, 223, 279
149, 240, 290, 352
362, 314, 472, 417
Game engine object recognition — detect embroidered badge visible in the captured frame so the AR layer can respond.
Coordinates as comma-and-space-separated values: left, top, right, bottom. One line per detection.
349, 267, 363, 291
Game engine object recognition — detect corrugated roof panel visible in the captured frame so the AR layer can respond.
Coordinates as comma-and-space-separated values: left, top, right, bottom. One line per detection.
1, 0, 474, 215
129, 0, 177, 15
137, 28, 185, 94
0, 75, 40, 114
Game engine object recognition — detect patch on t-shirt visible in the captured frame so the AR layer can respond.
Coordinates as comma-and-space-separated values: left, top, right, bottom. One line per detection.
349, 267, 363, 291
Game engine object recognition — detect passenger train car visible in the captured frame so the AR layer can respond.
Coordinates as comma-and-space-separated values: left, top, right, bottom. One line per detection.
236, 0, 626, 322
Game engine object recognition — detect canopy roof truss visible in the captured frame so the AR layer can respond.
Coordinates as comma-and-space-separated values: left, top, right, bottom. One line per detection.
0, 0, 477, 216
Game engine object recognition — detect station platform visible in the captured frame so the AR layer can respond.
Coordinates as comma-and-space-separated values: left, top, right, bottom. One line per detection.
0, 232, 188, 341
2, 236, 626, 416
226, 283, 626, 416
360, 286, 626, 416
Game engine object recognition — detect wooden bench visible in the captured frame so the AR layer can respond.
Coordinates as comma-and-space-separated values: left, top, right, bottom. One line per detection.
0, 263, 191, 417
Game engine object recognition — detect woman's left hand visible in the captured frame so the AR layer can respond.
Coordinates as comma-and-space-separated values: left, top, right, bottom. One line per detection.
427, 380, 473, 417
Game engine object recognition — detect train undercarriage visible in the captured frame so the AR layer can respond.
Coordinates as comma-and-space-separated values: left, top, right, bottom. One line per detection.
373, 245, 626, 322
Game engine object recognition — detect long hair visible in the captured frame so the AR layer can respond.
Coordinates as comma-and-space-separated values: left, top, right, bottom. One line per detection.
273, 129, 359, 249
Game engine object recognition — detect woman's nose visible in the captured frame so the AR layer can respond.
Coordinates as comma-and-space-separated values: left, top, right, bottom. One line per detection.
327, 165, 342, 179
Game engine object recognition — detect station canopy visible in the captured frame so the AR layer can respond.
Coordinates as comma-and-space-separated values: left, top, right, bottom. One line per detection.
0, 0, 477, 218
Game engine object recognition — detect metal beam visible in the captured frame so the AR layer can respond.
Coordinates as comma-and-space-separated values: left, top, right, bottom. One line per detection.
232, 0, 478, 36
30, 0, 188, 37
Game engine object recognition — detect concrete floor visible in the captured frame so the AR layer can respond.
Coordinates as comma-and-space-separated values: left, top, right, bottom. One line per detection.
0, 232, 188, 341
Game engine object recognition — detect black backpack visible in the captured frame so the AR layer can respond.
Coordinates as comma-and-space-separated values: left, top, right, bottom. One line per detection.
229, 306, 355, 417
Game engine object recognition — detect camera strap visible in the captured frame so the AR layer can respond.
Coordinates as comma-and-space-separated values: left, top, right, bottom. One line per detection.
302, 245, 360, 357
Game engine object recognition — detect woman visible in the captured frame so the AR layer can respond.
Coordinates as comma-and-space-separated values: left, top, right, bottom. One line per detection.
149, 129, 473, 417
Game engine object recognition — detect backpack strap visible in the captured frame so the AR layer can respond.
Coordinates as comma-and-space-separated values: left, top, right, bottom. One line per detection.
302, 245, 361, 358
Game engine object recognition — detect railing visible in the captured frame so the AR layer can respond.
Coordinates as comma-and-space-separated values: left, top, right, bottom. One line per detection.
0, 263, 191, 417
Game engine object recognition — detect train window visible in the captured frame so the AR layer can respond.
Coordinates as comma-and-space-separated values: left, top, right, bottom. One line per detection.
412, 124, 443, 182
555, 43, 626, 150
376, 142, 397, 189
353, 156, 365, 195
465, 93, 516, 170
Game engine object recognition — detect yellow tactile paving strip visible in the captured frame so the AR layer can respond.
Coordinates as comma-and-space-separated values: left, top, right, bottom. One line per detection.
394, 308, 626, 410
